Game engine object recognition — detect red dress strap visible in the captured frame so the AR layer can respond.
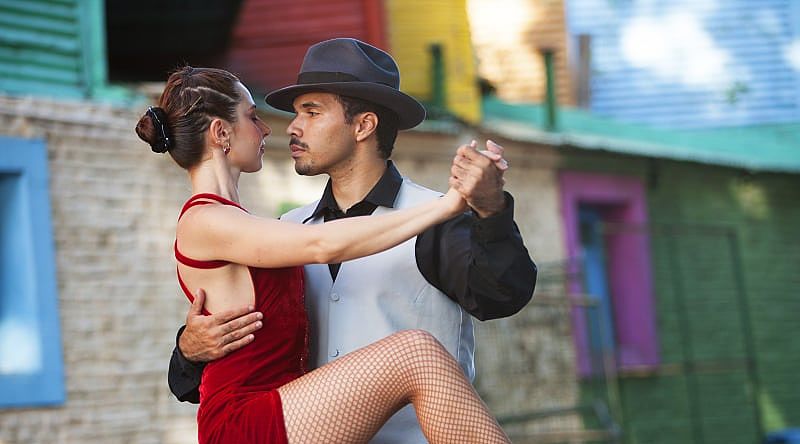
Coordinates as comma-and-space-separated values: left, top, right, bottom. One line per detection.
174, 193, 248, 269
179, 193, 246, 218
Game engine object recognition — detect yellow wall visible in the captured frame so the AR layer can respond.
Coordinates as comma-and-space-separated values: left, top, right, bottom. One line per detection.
385, 0, 482, 123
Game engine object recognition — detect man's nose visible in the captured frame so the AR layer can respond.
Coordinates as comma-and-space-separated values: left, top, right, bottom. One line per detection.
286, 118, 299, 136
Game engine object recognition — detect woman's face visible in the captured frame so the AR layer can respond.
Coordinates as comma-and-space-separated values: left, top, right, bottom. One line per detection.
229, 82, 271, 173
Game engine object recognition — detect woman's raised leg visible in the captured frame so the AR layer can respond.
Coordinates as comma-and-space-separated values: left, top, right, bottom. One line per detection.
277, 329, 510, 444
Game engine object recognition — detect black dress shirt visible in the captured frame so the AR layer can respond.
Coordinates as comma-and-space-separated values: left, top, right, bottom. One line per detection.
168, 161, 537, 403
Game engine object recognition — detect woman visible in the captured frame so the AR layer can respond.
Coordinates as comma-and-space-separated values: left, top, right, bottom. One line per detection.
136, 66, 510, 444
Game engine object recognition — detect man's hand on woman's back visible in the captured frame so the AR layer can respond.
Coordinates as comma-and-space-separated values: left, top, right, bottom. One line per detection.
178, 289, 264, 362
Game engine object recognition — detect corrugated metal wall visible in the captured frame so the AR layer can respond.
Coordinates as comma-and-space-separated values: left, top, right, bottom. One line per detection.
0, 0, 96, 98
567, 0, 800, 129
223, 0, 386, 95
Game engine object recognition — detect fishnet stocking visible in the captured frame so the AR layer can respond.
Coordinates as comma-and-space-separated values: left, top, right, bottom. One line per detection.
278, 329, 510, 444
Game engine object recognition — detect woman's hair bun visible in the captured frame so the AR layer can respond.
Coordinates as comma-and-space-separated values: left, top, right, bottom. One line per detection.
135, 107, 173, 153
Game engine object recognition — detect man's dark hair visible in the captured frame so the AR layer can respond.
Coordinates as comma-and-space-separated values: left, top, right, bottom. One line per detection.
336, 95, 399, 159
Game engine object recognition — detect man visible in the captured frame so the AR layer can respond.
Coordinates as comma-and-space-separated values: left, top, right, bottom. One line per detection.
168, 38, 536, 443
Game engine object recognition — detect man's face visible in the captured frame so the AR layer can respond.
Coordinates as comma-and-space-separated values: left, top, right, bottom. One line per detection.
287, 92, 357, 176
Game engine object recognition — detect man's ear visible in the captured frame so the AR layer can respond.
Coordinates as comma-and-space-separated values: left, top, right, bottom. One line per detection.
208, 118, 230, 146
354, 112, 378, 142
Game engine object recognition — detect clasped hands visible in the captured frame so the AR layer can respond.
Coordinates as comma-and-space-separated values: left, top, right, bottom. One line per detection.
449, 139, 509, 219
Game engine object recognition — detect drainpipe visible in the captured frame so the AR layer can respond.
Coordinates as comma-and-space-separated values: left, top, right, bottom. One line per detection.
542, 48, 558, 131
429, 43, 445, 110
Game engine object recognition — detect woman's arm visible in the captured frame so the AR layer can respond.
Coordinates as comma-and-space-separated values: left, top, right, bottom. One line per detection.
177, 188, 466, 269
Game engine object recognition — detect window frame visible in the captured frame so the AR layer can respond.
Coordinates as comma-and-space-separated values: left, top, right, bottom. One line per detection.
0, 136, 65, 408
559, 171, 660, 377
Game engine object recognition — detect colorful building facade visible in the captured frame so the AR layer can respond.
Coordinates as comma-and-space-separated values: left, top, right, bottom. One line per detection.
1, 1, 798, 443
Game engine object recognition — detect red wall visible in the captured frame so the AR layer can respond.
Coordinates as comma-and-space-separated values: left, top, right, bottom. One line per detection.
223, 0, 386, 94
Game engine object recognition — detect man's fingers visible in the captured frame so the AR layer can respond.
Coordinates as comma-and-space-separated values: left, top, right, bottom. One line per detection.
456, 141, 481, 158
451, 161, 471, 178
459, 144, 508, 172
221, 311, 263, 335
220, 334, 256, 356
459, 147, 495, 169
456, 140, 507, 170
454, 152, 488, 172
221, 317, 262, 344
214, 304, 259, 325
452, 155, 482, 178
455, 156, 491, 181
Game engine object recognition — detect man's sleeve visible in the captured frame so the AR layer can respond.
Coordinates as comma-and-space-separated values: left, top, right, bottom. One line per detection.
416, 192, 537, 321
168, 326, 205, 403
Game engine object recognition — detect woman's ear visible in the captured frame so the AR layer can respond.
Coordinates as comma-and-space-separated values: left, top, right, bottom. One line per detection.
208, 118, 230, 147
354, 112, 378, 142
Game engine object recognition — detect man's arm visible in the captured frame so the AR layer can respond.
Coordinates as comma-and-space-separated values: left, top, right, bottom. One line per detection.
417, 140, 536, 320
168, 326, 205, 403
167, 289, 263, 402
416, 193, 536, 320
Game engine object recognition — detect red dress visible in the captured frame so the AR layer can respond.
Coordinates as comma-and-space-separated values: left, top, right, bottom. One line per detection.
175, 193, 308, 444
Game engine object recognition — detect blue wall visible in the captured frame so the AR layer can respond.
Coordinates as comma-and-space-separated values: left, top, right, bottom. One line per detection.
567, 0, 800, 128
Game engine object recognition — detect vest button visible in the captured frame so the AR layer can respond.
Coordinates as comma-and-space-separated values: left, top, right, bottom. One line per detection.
330, 349, 340, 358
330, 292, 340, 301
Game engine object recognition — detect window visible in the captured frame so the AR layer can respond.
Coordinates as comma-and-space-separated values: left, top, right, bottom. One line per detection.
0, 136, 65, 408
559, 171, 659, 376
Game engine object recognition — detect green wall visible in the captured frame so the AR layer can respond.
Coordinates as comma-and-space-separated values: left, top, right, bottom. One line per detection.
564, 150, 800, 444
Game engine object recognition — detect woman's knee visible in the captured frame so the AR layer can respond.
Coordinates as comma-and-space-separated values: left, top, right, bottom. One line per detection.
392, 329, 446, 353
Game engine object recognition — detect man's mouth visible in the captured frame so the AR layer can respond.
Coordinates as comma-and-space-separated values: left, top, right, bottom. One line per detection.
290, 139, 308, 158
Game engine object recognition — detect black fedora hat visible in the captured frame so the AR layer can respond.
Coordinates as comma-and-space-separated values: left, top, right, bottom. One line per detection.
265, 38, 426, 130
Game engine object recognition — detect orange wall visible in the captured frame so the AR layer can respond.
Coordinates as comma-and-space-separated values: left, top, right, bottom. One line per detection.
468, 0, 575, 105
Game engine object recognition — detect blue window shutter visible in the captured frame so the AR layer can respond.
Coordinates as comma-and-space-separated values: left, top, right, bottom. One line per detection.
0, 136, 65, 408
0, 0, 114, 99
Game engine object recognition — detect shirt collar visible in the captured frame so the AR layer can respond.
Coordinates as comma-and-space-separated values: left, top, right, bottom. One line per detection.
310, 160, 403, 219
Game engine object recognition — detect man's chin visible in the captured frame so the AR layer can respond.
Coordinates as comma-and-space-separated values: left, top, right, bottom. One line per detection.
294, 162, 318, 176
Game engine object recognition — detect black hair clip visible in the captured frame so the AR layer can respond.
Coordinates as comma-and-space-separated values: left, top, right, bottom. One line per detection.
146, 106, 172, 153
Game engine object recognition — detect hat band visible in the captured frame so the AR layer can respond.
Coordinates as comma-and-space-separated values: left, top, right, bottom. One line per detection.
297, 71, 395, 88
297, 71, 361, 84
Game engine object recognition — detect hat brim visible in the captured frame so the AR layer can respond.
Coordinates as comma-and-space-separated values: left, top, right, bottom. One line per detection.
265, 82, 426, 130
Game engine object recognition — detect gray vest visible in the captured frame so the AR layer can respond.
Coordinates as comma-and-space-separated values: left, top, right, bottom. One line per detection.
282, 178, 475, 444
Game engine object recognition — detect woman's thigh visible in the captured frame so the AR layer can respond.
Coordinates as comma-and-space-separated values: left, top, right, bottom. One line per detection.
277, 330, 432, 444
